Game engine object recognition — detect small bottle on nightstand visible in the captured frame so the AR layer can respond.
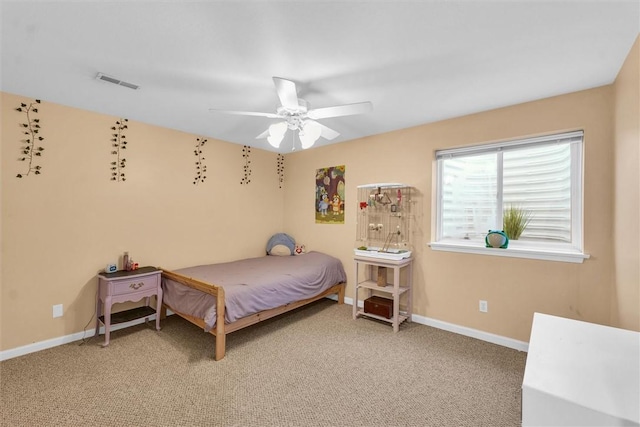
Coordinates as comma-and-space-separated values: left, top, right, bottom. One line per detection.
123, 252, 129, 271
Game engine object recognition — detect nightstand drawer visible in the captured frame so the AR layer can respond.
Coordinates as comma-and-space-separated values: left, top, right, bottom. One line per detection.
109, 274, 158, 295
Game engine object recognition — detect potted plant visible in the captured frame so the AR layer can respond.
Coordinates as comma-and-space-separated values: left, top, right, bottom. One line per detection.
503, 204, 533, 240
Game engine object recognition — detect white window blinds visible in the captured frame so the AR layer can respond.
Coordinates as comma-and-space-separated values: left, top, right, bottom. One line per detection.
436, 131, 583, 248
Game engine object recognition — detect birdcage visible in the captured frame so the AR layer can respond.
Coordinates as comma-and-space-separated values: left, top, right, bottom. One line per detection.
355, 183, 412, 260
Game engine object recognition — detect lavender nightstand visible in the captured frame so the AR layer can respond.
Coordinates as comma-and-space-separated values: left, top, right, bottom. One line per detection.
95, 266, 162, 347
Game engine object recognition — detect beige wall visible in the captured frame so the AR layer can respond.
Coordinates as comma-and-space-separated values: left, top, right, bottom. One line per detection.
612, 36, 640, 331
2, 38, 638, 353
0, 92, 285, 351
284, 85, 617, 343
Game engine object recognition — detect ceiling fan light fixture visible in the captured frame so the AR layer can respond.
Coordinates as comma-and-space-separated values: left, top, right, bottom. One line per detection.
299, 120, 322, 149
267, 134, 283, 148
267, 121, 287, 148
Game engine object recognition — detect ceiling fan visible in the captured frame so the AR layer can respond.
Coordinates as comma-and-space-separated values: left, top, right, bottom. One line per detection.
210, 77, 373, 150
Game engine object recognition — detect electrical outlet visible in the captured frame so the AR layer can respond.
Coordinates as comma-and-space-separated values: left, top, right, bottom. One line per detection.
52, 304, 63, 318
479, 300, 488, 313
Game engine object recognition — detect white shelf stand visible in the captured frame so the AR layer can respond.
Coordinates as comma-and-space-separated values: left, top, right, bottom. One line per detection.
352, 255, 413, 332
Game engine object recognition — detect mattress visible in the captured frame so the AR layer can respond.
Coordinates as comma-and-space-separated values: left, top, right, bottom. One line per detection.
162, 251, 347, 330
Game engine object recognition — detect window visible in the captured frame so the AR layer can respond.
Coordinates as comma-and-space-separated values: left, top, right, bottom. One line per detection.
431, 131, 588, 263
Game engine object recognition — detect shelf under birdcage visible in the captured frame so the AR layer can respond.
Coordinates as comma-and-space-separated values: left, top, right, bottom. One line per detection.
353, 247, 412, 260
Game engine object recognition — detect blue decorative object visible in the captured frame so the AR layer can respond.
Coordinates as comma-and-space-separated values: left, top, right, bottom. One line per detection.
266, 233, 296, 255
485, 230, 509, 249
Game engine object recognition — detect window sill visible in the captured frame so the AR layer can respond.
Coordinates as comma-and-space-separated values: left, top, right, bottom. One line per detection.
429, 241, 590, 264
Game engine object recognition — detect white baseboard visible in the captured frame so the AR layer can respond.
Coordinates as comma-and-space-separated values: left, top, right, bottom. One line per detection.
0, 313, 169, 362
410, 313, 529, 352
334, 295, 529, 352
2, 298, 527, 361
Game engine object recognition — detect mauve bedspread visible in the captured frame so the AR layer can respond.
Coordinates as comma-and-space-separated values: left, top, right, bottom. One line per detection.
162, 251, 346, 331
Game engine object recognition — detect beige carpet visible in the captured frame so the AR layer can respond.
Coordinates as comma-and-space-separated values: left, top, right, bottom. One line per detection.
1, 300, 526, 426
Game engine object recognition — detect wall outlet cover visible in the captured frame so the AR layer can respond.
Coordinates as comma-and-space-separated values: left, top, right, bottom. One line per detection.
53, 304, 63, 318
479, 300, 488, 313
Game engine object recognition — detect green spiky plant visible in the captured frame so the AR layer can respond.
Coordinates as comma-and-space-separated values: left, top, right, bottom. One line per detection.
503, 204, 533, 240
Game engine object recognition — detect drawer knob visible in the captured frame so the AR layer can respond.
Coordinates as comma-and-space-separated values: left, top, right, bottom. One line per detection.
130, 282, 145, 290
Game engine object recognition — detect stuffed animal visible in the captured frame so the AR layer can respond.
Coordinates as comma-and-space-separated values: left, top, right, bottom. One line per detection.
266, 233, 296, 256
294, 244, 306, 255
485, 230, 509, 249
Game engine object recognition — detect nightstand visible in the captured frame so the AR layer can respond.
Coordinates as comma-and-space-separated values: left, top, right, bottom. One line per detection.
95, 266, 162, 347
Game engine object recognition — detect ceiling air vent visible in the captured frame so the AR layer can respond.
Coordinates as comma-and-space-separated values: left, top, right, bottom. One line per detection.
96, 73, 139, 90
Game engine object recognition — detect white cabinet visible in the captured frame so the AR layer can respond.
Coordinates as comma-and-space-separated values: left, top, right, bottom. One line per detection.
352, 256, 412, 332
522, 313, 640, 426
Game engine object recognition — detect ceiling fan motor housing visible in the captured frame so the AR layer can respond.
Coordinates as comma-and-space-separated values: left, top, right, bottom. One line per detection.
277, 99, 309, 130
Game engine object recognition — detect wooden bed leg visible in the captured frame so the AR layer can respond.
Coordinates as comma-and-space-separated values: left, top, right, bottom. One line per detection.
214, 287, 226, 361
337, 284, 345, 304
215, 332, 226, 361
159, 304, 168, 320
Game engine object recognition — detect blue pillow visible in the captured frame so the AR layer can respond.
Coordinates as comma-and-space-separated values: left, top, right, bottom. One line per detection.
266, 233, 296, 256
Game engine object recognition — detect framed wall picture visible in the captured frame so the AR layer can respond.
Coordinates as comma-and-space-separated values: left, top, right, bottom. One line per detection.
315, 165, 345, 224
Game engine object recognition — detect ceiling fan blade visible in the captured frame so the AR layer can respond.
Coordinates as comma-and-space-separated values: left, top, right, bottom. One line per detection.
273, 77, 299, 110
209, 109, 280, 119
307, 101, 373, 120
255, 129, 270, 139
308, 120, 340, 140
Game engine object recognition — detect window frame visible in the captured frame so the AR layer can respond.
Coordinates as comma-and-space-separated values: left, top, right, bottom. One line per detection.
430, 130, 589, 263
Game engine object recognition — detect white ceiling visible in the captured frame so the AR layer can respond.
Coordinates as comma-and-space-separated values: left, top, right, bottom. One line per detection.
1, 1, 638, 153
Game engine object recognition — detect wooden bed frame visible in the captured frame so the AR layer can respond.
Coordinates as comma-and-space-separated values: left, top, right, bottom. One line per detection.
159, 268, 345, 361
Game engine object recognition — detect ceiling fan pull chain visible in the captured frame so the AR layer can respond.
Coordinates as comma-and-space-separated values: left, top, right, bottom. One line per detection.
291, 129, 296, 151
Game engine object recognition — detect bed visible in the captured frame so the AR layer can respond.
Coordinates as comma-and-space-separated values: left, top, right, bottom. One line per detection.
160, 251, 347, 360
